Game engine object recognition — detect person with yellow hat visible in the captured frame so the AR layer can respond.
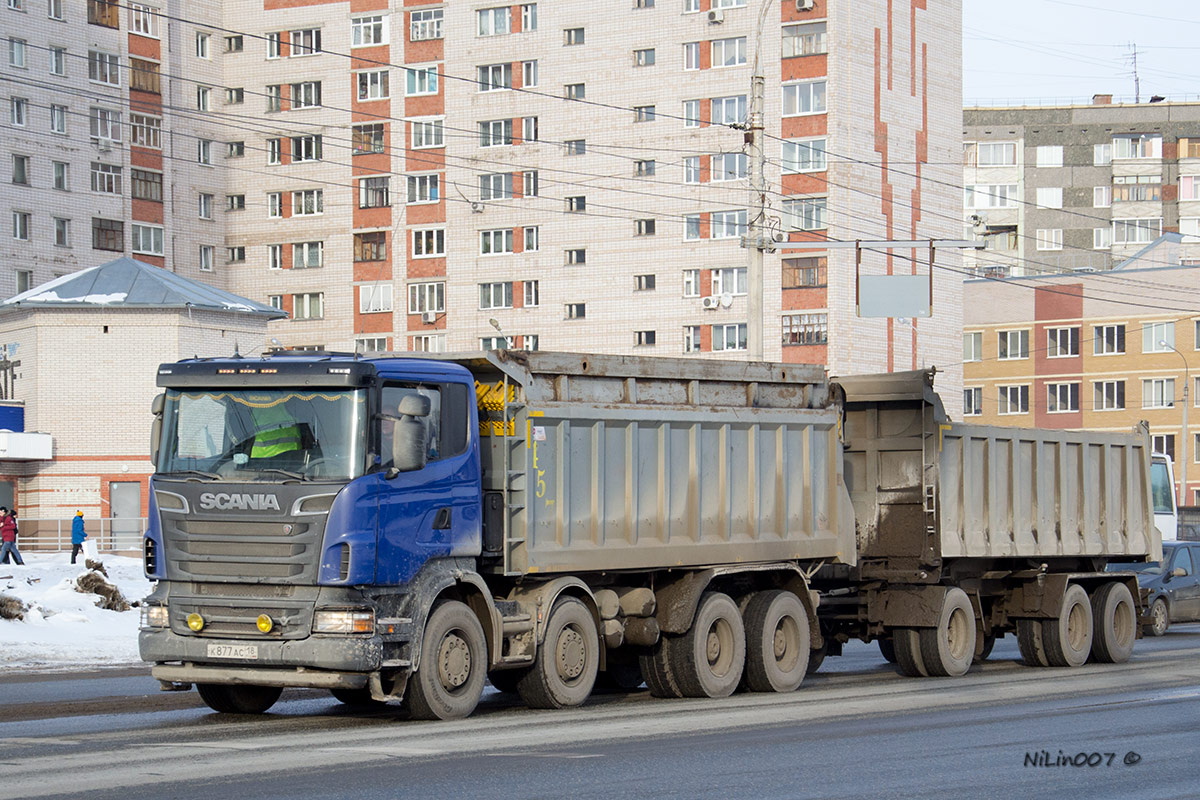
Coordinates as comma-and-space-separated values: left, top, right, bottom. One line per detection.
71, 510, 87, 564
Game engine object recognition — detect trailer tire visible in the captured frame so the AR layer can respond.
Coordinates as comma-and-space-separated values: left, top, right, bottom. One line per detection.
742, 590, 809, 693
878, 636, 896, 663
663, 592, 745, 698
518, 596, 599, 709
805, 640, 827, 675
1042, 584, 1093, 668
406, 600, 488, 721
329, 688, 383, 707
640, 642, 683, 698
1016, 618, 1049, 667
196, 684, 282, 715
974, 633, 996, 663
1091, 582, 1136, 664
918, 587, 976, 678
892, 628, 928, 677
1147, 597, 1169, 637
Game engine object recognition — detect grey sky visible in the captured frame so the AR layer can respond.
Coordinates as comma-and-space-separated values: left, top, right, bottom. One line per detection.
963, 0, 1200, 105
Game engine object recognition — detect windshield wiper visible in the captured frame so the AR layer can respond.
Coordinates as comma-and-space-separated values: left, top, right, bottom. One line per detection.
258, 468, 306, 482
161, 469, 220, 481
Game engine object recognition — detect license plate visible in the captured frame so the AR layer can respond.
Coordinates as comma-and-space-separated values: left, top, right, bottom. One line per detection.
206, 643, 259, 660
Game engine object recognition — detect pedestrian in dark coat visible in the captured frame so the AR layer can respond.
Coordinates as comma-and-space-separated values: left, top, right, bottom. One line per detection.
71, 511, 87, 565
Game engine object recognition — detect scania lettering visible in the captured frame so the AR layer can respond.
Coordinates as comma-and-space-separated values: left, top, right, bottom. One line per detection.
197, 493, 282, 511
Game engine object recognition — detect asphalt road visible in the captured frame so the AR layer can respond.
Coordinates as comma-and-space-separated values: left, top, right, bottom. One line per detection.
1, 629, 1199, 800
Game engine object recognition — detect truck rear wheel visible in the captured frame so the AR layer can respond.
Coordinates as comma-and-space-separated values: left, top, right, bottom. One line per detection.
407, 600, 487, 721
196, 684, 282, 714
919, 587, 976, 677
742, 590, 809, 693
1043, 584, 1092, 667
891, 628, 928, 677
877, 637, 896, 663
974, 633, 996, 663
1091, 582, 1136, 663
805, 640, 827, 675
664, 591, 745, 698
1016, 618, 1049, 667
518, 596, 599, 709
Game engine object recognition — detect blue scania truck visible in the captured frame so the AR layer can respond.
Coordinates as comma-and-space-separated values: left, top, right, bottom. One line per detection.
140, 350, 1157, 719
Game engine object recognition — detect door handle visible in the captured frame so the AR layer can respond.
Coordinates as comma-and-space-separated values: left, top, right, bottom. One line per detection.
433, 507, 452, 530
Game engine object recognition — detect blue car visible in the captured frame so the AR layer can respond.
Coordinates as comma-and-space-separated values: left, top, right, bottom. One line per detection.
1108, 542, 1200, 637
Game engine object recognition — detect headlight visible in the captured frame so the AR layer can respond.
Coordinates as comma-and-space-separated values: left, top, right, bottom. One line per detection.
141, 605, 169, 628
313, 609, 374, 634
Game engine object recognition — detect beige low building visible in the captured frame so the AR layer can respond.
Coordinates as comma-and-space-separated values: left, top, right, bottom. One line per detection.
0, 257, 283, 550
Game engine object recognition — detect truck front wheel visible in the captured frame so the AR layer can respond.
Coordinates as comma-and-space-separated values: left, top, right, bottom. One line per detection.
196, 684, 282, 714
518, 596, 599, 709
407, 600, 487, 720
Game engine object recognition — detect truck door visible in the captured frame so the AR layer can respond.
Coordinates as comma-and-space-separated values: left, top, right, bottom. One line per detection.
373, 380, 479, 585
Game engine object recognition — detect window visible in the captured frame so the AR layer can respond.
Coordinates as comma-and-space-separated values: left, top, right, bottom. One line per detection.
684, 156, 701, 184
290, 28, 320, 56
7, 0, 22, 10
1152, 434, 1175, 461
90, 162, 121, 194
1094, 143, 1112, 166
359, 284, 392, 313
523, 226, 539, 251
47, 0, 61, 19
478, 6, 510, 36
1094, 324, 1125, 355
998, 329, 1029, 360
565, 83, 585, 100
197, 139, 212, 165
963, 331, 982, 362
293, 292, 324, 320
411, 9, 443, 41
292, 241, 323, 269
291, 135, 322, 162
480, 229, 514, 255
358, 176, 390, 208
357, 70, 389, 100
227, 141, 245, 158
477, 63, 511, 92
781, 313, 828, 345
479, 119, 513, 147
225, 35, 243, 52
522, 3, 537, 30
129, 59, 160, 93
517, 116, 538, 143
408, 281, 445, 314
87, 50, 119, 85
131, 114, 161, 149
636, 160, 656, 176
565, 303, 586, 319
713, 0, 746, 7
711, 37, 745, 67
711, 95, 747, 125
565, 248, 586, 265
411, 334, 447, 353
1112, 134, 1161, 160
195, 32, 210, 58
11, 212, 30, 241
1113, 218, 1161, 245
1094, 381, 1125, 411
293, 189, 323, 215
1035, 228, 1062, 251
1094, 186, 1111, 208
131, 222, 163, 255
87, 0, 117, 26
354, 231, 386, 261
52, 219, 68, 247
266, 32, 281, 59
1181, 176, 1200, 201
481, 336, 514, 350
413, 228, 445, 257
963, 388, 982, 416
712, 267, 747, 296
634, 105, 656, 123
564, 139, 586, 156
1035, 145, 1063, 168
52, 161, 67, 190
1036, 187, 1062, 209
1112, 175, 1161, 203
265, 85, 282, 112
682, 269, 700, 297
9, 38, 26, 68
268, 295, 283, 310
1143, 321, 1174, 353
998, 385, 1029, 415
683, 99, 700, 128
1143, 378, 1175, 409
224, 87, 243, 105
353, 123, 385, 154
479, 172, 512, 201
564, 27, 584, 45
408, 173, 440, 204
634, 274, 656, 291
783, 198, 827, 231
266, 138, 281, 165
636, 330, 657, 347
683, 42, 699, 70
480, 281, 514, 309
522, 60, 538, 87
712, 153, 748, 183
566, 196, 586, 213
11, 154, 28, 185
522, 171, 539, 197
635, 219, 656, 236
684, 214, 701, 240
292, 81, 321, 108
412, 118, 443, 149
964, 184, 1018, 209
199, 245, 214, 271
1047, 327, 1079, 358
406, 65, 438, 96
782, 81, 826, 116
49, 47, 65, 76
712, 210, 747, 239
634, 48, 655, 66
683, 325, 701, 353
225, 194, 244, 211
781, 256, 827, 289
196, 86, 211, 111
267, 193, 282, 218
198, 193, 213, 219
267, 244, 282, 269
1046, 383, 1080, 413
782, 139, 827, 173
522, 280, 540, 307
713, 323, 747, 351
782, 22, 827, 57
684, 0, 700, 11
352, 15, 386, 47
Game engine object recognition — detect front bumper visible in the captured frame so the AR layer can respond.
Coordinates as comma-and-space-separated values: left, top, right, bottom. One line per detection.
140, 628, 383, 676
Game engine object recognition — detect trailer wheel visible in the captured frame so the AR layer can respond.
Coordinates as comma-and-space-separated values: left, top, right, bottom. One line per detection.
663, 591, 745, 698
1016, 619, 1049, 667
877, 636, 896, 663
518, 596, 599, 709
640, 640, 684, 698
406, 600, 487, 720
1042, 584, 1093, 668
919, 587, 976, 677
891, 628, 928, 677
196, 684, 282, 715
1147, 597, 1170, 637
329, 688, 383, 707
974, 633, 996, 663
742, 590, 809, 693
1090, 582, 1136, 664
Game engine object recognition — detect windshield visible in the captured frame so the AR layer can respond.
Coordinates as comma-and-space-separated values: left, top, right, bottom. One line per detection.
157, 388, 368, 481
1151, 460, 1174, 515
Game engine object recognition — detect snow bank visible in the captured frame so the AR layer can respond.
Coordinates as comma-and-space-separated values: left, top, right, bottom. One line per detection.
0, 554, 153, 670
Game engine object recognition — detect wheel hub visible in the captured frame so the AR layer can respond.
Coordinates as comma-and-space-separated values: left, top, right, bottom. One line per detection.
556, 625, 586, 680
438, 632, 471, 690
706, 630, 722, 664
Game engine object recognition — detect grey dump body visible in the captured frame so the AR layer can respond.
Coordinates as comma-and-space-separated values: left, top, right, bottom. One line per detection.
461, 350, 857, 574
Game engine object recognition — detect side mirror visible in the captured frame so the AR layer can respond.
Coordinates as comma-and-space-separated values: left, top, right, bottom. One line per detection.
1171, 567, 1187, 579
149, 392, 165, 468
389, 395, 432, 474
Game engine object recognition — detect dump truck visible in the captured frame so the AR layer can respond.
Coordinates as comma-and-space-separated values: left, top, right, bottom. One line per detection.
139, 352, 1158, 719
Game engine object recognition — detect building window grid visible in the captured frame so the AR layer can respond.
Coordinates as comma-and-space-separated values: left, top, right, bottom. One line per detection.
782, 313, 828, 346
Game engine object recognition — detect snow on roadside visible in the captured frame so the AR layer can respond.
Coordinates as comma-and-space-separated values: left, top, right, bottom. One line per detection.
0, 554, 153, 670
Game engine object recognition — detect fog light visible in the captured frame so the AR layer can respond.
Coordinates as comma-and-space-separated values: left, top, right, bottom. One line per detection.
186, 612, 205, 632
256, 614, 274, 634
313, 609, 374, 634
141, 605, 169, 628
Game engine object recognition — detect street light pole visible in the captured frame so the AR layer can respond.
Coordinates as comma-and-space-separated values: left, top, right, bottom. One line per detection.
1162, 340, 1190, 505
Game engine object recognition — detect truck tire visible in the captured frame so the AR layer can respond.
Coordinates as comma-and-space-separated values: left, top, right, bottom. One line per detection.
1091, 582, 1136, 664
517, 596, 599, 709
1042, 584, 1093, 668
196, 684, 282, 714
806, 641, 827, 675
406, 600, 487, 720
640, 641, 684, 698
742, 590, 809, 693
974, 633, 996, 663
918, 587, 976, 677
1016, 619, 1049, 667
330, 688, 383, 706
1148, 597, 1170, 637
877, 637, 896, 664
891, 628, 928, 677
663, 592, 745, 698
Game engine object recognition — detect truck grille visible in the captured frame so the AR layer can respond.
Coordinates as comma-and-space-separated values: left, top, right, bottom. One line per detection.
159, 512, 328, 583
